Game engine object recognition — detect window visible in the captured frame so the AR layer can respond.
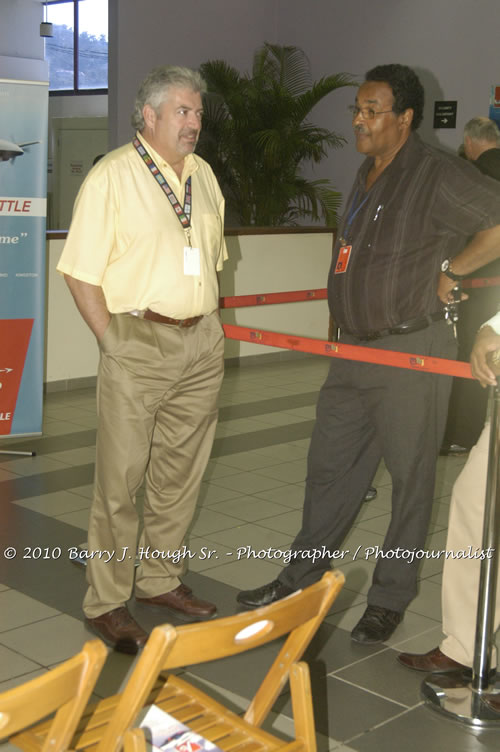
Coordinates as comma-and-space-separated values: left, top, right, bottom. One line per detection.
44, 0, 108, 94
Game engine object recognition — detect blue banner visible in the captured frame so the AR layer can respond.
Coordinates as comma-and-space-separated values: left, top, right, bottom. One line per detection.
0, 79, 48, 437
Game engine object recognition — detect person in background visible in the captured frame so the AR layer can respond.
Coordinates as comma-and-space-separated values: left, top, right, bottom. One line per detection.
398, 314, 500, 705
441, 117, 500, 456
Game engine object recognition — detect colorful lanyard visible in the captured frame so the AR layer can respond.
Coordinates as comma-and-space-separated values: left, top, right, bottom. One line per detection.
133, 137, 192, 233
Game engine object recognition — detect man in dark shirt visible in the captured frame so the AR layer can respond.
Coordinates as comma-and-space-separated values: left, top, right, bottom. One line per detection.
237, 64, 500, 645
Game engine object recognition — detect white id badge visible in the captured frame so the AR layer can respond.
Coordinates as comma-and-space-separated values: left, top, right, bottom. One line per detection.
183, 246, 201, 276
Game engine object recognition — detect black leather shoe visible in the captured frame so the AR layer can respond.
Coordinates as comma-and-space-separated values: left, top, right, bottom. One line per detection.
439, 443, 469, 457
364, 486, 377, 502
351, 605, 403, 644
237, 579, 295, 608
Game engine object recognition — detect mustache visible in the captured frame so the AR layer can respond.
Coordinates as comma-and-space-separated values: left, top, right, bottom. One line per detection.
353, 124, 368, 135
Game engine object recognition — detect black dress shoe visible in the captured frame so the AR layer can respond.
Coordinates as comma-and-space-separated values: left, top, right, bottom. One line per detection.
364, 486, 377, 502
351, 605, 403, 644
237, 579, 295, 608
439, 443, 469, 457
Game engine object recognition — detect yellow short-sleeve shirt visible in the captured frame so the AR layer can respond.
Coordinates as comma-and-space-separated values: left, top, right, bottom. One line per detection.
57, 132, 228, 319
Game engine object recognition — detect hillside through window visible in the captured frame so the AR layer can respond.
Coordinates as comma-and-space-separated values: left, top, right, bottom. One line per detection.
44, 0, 108, 94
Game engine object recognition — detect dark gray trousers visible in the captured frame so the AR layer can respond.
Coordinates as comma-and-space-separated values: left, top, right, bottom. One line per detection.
279, 320, 457, 613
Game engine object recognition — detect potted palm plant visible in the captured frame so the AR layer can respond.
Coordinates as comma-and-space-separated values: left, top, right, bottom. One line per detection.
197, 43, 355, 227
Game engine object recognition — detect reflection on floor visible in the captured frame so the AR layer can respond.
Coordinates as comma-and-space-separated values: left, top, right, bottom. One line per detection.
1, 356, 498, 750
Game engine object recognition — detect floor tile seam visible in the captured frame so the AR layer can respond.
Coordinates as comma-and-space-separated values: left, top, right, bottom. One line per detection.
0, 666, 49, 691
388, 624, 444, 651
205, 495, 293, 514
0, 638, 47, 671
202, 476, 290, 492
15, 500, 92, 518
326, 645, 392, 675
340, 703, 424, 747
327, 673, 410, 710
209, 455, 305, 472
0, 611, 67, 639
400, 609, 442, 623
194, 505, 298, 529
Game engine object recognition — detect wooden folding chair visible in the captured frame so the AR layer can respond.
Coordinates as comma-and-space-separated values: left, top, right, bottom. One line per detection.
0, 638, 107, 752
13, 570, 344, 752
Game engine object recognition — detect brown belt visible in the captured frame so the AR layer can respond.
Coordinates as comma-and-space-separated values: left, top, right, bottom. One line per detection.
143, 310, 203, 328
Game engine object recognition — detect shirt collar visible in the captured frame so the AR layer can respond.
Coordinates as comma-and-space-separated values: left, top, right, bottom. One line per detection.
135, 131, 198, 179
358, 131, 422, 186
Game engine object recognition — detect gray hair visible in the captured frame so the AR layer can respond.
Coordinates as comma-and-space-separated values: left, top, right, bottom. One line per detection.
464, 117, 500, 146
131, 65, 207, 130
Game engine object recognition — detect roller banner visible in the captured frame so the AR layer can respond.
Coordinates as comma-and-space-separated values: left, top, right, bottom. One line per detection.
0, 79, 48, 437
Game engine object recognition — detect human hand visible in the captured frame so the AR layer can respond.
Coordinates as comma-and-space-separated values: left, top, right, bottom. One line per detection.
470, 326, 500, 387
437, 273, 468, 305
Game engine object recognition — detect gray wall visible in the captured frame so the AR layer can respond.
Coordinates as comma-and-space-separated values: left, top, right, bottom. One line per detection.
3, 1, 499, 211
0, 0, 47, 81
109, 0, 500, 208
108, 0, 283, 149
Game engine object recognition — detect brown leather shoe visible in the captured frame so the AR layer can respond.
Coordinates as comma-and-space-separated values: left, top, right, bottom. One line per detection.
136, 583, 217, 621
85, 606, 148, 654
397, 646, 466, 673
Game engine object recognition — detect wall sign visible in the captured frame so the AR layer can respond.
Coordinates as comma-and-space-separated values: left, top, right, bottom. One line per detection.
433, 101, 457, 129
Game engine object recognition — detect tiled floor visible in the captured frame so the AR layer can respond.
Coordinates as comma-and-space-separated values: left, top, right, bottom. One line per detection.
1, 355, 499, 750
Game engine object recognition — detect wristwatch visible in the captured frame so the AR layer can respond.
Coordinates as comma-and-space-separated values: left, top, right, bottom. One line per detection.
441, 258, 464, 281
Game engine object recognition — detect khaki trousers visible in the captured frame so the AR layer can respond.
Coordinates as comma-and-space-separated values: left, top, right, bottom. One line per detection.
83, 312, 224, 618
441, 422, 500, 667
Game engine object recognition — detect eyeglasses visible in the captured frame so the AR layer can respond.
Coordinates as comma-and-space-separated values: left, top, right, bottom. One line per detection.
348, 105, 394, 120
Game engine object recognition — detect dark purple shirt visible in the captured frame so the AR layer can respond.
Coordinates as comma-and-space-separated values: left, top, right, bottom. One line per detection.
328, 132, 500, 336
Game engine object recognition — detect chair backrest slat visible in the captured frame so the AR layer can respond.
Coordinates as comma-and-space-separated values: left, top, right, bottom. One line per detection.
97, 570, 344, 752
0, 639, 107, 752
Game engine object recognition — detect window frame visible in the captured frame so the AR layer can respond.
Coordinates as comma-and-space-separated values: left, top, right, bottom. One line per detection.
44, 0, 108, 96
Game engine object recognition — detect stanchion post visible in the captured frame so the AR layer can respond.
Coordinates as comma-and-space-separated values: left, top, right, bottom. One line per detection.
421, 384, 500, 726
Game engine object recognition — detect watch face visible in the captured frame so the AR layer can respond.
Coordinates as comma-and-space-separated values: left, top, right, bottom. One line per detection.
441, 259, 450, 272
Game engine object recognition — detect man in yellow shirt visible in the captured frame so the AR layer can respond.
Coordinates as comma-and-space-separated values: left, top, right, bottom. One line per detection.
57, 66, 227, 653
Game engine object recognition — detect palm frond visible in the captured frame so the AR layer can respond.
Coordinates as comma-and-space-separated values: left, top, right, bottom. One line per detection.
198, 44, 356, 227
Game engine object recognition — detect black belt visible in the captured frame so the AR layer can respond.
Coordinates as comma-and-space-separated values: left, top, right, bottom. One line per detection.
344, 312, 446, 341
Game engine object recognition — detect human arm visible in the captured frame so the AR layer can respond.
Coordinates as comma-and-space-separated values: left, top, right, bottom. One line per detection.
64, 275, 111, 342
437, 224, 500, 303
470, 313, 500, 387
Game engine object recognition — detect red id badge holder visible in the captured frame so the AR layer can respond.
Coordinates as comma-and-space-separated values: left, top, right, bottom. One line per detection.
334, 245, 352, 274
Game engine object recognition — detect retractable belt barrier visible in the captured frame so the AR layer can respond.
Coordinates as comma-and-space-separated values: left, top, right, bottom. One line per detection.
218, 282, 500, 379
462, 275, 500, 289
222, 324, 473, 380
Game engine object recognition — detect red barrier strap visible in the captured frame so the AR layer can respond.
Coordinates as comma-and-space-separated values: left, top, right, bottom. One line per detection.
462, 276, 500, 289
223, 324, 473, 380
220, 278, 499, 309
220, 289, 327, 308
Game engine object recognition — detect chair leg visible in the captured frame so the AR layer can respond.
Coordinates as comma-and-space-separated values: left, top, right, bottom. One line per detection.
123, 727, 147, 752
290, 662, 317, 752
